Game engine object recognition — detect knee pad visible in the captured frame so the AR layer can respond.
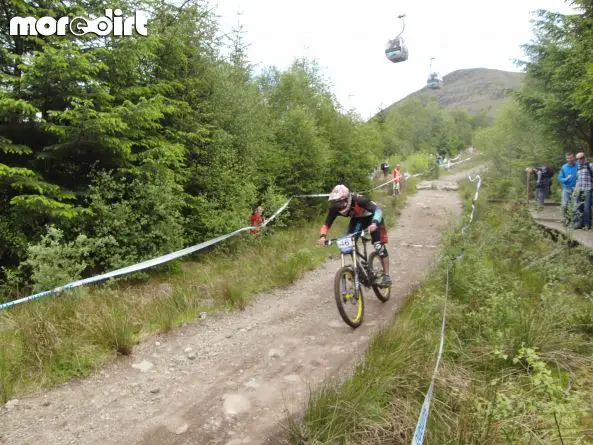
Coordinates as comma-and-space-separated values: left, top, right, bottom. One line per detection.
374, 242, 388, 258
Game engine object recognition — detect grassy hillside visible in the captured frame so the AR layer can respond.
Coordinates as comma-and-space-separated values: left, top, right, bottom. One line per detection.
288, 177, 593, 444
385, 68, 525, 119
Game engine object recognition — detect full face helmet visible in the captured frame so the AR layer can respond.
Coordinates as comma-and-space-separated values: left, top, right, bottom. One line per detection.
328, 184, 352, 215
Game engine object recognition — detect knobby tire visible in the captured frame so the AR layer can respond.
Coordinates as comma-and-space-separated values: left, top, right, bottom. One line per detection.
333, 265, 364, 328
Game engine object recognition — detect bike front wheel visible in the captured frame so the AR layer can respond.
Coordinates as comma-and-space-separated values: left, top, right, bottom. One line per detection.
333, 265, 364, 328
369, 252, 391, 302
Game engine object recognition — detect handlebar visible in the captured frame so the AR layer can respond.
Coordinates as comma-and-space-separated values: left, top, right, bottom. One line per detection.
323, 229, 369, 246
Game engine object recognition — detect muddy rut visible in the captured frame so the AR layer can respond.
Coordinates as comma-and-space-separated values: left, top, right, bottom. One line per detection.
1, 169, 476, 445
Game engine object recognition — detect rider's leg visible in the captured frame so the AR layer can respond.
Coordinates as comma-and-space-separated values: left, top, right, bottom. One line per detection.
371, 226, 391, 286
374, 244, 391, 285
372, 229, 389, 273
381, 256, 390, 276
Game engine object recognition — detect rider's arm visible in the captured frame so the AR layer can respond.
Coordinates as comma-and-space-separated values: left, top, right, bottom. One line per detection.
320, 209, 339, 238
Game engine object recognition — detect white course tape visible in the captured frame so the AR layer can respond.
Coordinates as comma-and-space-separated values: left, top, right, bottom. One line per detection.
0, 225, 256, 310
293, 193, 330, 198
445, 156, 473, 169
0, 194, 307, 310
365, 177, 394, 192
0, 175, 406, 311
262, 197, 293, 226
464, 175, 482, 230
410, 174, 482, 445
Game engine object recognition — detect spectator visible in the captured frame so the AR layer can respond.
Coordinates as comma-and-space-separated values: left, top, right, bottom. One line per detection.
392, 164, 402, 195
527, 166, 550, 207
545, 167, 556, 198
381, 161, 390, 177
557, 152, 577, 222
249, 206, 264, 234
572, 152, 593, 229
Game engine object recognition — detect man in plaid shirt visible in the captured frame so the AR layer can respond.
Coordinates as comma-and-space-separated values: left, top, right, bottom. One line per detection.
573, 152, 593, 229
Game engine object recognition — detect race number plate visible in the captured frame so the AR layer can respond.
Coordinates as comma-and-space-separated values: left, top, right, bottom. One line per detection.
336, 237, 354, 251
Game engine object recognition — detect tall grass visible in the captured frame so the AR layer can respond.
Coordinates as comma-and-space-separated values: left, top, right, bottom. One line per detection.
287, 175, 593, 444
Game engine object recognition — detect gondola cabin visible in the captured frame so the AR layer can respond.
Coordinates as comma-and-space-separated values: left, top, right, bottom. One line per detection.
385, 37, 409, 63
385, 14, 408, 63
426, 72, 442, 89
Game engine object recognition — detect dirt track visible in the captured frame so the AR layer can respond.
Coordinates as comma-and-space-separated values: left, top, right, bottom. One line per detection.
0, 169, 473, 445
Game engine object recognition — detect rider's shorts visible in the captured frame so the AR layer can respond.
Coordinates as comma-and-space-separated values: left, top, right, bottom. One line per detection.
347, 216, 388, 245
379, 224, 388, 244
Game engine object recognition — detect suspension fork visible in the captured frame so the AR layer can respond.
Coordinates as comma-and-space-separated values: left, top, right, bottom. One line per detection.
351, 250, 360, 294
340, 251, 359, 295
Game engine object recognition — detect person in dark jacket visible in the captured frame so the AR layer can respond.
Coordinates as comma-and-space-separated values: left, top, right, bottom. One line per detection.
527, 166, 551, 207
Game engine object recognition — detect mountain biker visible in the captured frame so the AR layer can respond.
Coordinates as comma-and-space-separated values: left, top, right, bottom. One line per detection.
317, 184, 392, 287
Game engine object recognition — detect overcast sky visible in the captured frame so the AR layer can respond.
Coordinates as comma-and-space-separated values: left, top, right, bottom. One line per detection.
213, 0, 578, 120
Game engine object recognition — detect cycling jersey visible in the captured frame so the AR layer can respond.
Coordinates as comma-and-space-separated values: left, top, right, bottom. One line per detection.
320, 194, 388, 244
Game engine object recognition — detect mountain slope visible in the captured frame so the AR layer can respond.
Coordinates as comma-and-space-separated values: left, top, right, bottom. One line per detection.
384, 68, 525, 118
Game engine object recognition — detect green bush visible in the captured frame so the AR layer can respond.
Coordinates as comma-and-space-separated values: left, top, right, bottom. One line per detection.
21, 225, 94, 292
85, 169, 185, 272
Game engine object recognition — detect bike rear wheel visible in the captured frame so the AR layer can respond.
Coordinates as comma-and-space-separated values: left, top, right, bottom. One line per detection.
369, 252, 391, 302
333, 266, 364, 328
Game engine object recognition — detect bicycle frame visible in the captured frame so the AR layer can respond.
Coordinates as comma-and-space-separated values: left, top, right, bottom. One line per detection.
324, 228, 390, 327
329, 230, 373, 288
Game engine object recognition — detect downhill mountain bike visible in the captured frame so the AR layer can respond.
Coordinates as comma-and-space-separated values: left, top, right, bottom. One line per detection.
324, 229, 391, 328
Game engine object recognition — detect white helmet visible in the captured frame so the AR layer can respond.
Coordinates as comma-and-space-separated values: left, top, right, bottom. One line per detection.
328, 184, 351, 215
